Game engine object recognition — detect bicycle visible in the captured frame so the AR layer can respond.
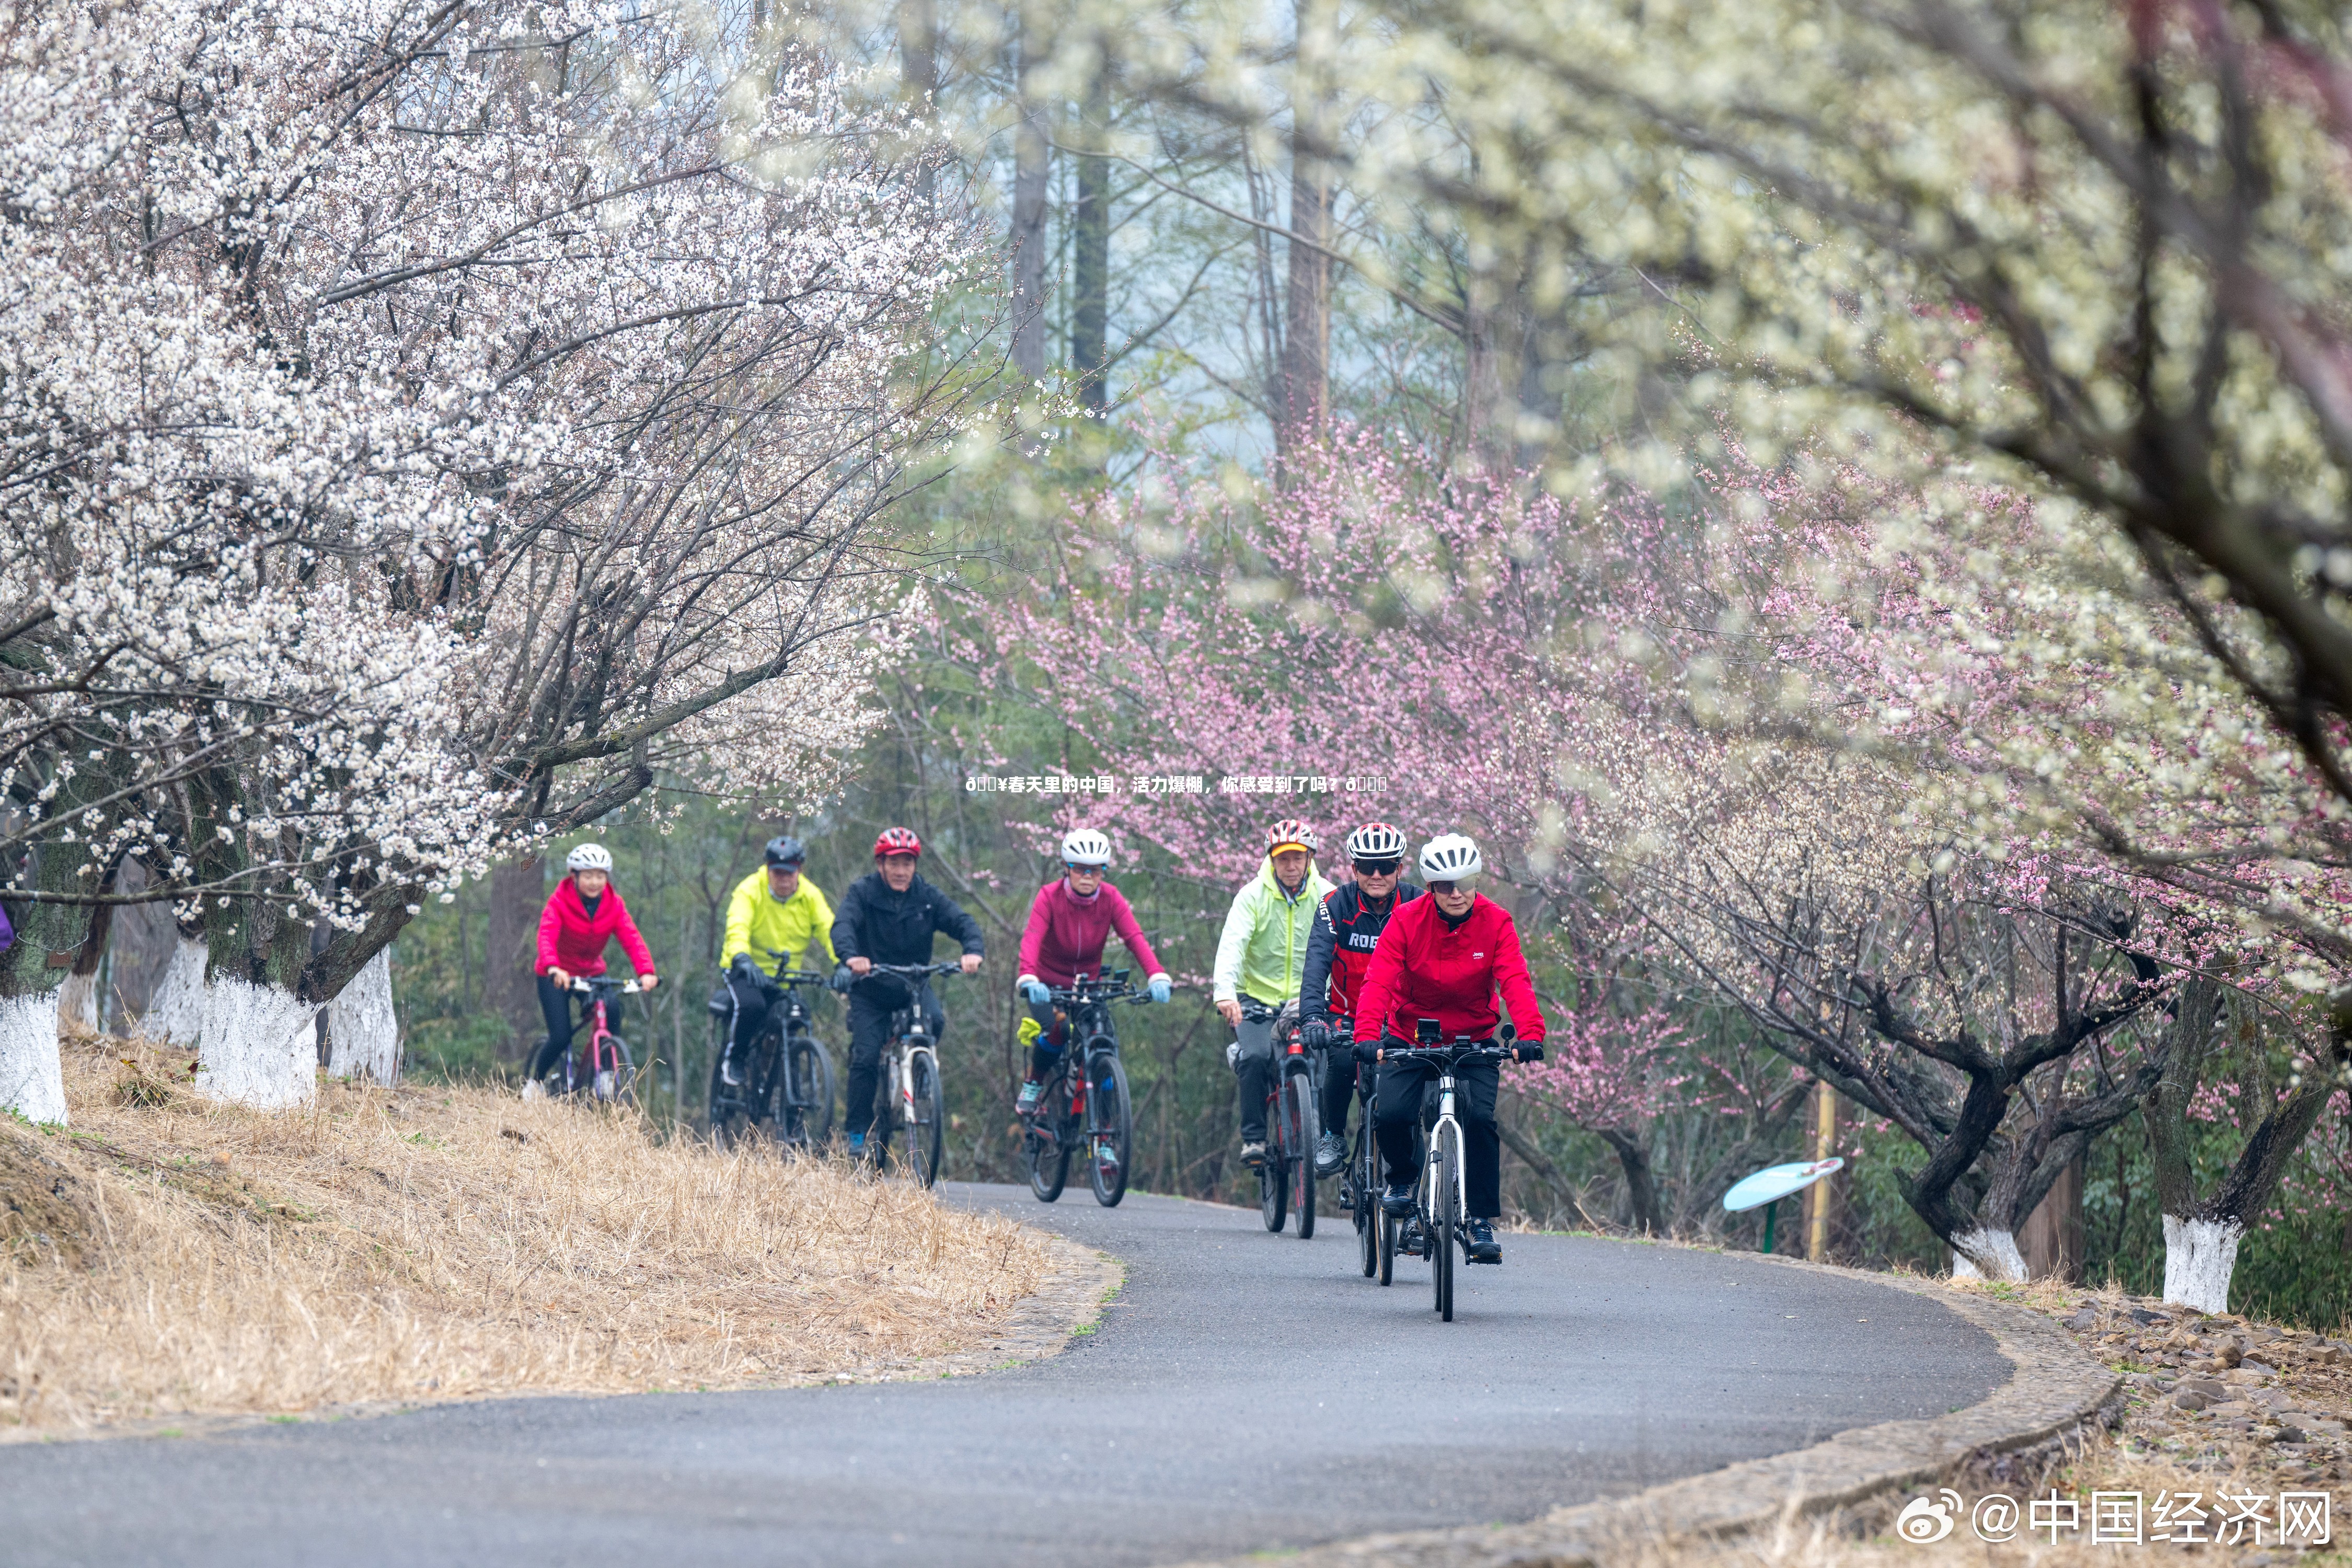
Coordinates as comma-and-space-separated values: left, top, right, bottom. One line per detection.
529, 975, 645, 1104
1236, 998, 1318, 1239
1334, 1040, 1382, 1280
1369, 1024, 1515, 1322
861, 960, 958, 1187
708, 951, 836, 1151
1020, 970, 1146, 1207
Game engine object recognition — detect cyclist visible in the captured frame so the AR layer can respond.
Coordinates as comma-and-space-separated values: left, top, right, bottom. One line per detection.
1213, 819, 1333, 1169
1353, 833, 1544, 1264
533, 843, 659, 1082
829, 827, 985, 1158
1299, 822, 1421, 1177
1014, 828, 1173, 1113
715, 835, 838, 1088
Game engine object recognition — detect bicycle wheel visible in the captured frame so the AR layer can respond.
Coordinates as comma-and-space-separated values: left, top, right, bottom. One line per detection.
781, 1034, 835, 1146
1377, 1209, 1397, 1286
1026, 1071, 1071, 1202
1432, 1122, 1459, 1321
1285, 1073, 1318, 1240
1086, 1053, 1131, 1207
710, 1027, 766, 1148
593, 1036, 637, 1106
1355, 1131, 1378, 1278
904, 1049, 944, 1187
1259, 1148, 1287, 1232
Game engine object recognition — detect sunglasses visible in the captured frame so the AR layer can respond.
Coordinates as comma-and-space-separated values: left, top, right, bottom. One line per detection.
1427, 878, 1479, 895
1352, 859, 1402, 877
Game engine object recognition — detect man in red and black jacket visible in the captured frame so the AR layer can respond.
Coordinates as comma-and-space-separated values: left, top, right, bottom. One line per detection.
1299, 823, 1420, 1177
1352, 833, 1545, 1263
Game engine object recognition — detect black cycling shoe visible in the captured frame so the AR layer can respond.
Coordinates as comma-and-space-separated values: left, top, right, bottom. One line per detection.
719, 1052, 744, 1089
1380, 1182, 1416, 1218
1313, 1131, 1346, 1177
1465, 1218, 1502, 1263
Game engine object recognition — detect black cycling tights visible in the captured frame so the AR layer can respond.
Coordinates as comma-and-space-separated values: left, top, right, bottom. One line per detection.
1372, 1057, 1501, 1219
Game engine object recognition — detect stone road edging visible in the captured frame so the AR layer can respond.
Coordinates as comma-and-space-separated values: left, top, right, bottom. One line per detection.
1158, 1251, 2119, 1568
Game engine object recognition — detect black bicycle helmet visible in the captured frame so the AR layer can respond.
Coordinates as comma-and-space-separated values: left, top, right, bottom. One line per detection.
764, 835, 808, 869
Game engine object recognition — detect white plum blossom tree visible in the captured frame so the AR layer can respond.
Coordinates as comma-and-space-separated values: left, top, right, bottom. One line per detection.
0, 0, 978, 1113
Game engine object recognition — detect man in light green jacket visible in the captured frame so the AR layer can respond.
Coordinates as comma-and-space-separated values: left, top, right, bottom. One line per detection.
1214, 818, 1335, 1168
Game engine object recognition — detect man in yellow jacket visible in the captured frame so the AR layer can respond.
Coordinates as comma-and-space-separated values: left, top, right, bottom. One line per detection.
1214, 819, 1334, 1168
718, 836, 838, 1086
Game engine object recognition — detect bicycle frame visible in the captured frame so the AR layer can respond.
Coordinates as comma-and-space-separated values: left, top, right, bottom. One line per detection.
558, 976, 640, 1097
1034, 972, 1139, 1139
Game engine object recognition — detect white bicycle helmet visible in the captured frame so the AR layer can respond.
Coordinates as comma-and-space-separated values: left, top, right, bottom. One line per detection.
1417, 833, 1483, 885
1344, 822, 1408, 862
1060, 828, 1113, 867
565, 842, 614, 872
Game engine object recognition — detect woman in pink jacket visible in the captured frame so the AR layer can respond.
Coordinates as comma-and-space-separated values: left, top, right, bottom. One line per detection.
1014, 829, 1171, 1111
532, 843, 658, 1081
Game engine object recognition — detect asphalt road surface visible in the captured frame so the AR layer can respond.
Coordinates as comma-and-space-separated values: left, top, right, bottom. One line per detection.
1, 1184, 2005, 1567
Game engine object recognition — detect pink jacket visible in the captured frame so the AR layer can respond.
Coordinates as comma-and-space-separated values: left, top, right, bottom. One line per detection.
1016, 878, 1165, 986
537, 878, 656, 978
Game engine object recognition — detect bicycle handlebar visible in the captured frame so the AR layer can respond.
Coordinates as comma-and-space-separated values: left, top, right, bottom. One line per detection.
866, 960, 964, 979
568, 975, 650, 994
1353, 1041, 1518, 1065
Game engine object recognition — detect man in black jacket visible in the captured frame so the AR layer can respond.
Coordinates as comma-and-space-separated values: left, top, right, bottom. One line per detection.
830, 826, 985, 1157
1300, 822, 1422, 1175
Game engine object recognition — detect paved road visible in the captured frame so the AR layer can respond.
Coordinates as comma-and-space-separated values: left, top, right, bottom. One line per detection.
2, 1185, 2005, 1567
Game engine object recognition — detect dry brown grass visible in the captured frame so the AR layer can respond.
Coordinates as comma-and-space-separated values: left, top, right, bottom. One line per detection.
0, 1033, 1049, 1437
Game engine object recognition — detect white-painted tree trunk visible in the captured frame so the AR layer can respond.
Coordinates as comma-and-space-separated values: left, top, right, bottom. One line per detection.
2161, 1214, 2243, 1315
142, 937, 209, 1046
194, 976, 320, 1110
1949, 1227, 2028, 1282
324, 950, 399, 1086
55, 970, 98, 1037
0, 991, 68, 1124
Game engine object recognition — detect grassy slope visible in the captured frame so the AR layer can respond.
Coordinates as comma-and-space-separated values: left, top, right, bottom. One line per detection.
0, 1034, 1046, 1436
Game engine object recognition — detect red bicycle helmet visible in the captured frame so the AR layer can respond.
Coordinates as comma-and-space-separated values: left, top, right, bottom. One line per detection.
873, 826, 924, 859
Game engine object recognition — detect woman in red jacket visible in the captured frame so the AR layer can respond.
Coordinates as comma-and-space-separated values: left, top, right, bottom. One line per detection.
1351, 833, 1545, 1264
532, 843, 659, 1081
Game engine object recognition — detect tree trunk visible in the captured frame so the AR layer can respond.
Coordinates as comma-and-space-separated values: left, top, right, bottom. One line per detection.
143, 935, 210, 1047
2162, 1215, 2242, 1314
1595, 1126, 1663, 1235
324, 948, 400, 1085
2142, 979, 2347, 1315
1950, 1228, 2029, 1282
194, 973, 321, 1109
1009, 18, 1050, 383
487, 856, 546, 1062
0, 771, 124, 1120
1070, 67, 1110, 416
900, 0, 939, 202
2017, 1150, 2085, 1282
0, 991, 66, 1124
1277, 0, 1330, 446
55, 970, 98, 1038
105, 860, 181, 1024
51, 863, 123, 1039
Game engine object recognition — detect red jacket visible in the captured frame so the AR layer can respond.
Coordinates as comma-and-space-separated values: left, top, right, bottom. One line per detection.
537, 878, 656, 978
1016, 878, 1165, 986
1351, 893, 1546, 1045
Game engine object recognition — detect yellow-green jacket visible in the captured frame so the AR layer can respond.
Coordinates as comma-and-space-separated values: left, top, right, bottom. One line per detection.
1212, 856, 1334, 1006
720, 869, 838, 972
